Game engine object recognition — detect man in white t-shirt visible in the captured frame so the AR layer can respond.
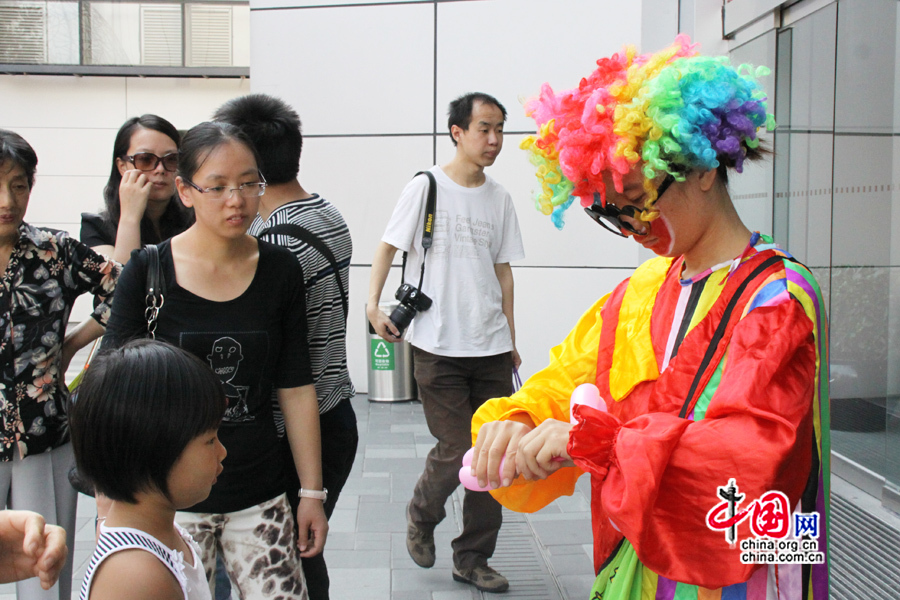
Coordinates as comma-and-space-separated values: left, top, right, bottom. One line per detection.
367, 92, 524, 594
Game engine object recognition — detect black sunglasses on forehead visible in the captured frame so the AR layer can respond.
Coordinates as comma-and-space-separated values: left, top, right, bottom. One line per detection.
125, 152, 179, 172
583, 174, 676, 237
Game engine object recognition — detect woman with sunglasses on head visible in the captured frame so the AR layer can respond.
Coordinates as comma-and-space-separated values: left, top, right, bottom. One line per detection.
81, 115, 193, 264
470, 37, 829, 600
103, 121, 325, 599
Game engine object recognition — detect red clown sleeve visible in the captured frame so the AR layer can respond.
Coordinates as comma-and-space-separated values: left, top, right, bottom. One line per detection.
568, 300, 817, 588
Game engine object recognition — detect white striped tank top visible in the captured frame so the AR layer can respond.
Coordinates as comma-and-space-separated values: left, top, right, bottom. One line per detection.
79, 523, 210, 600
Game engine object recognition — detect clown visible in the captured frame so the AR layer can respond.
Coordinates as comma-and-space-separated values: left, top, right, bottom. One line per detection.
470, 36, 829, 600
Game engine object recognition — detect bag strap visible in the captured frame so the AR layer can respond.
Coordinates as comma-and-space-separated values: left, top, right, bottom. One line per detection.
677, 254, 789, 418
257, 224, 349, 323
143, 244, 165, 339
400, 170, 437, 293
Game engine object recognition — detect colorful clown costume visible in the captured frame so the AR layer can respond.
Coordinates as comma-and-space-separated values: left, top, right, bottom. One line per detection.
472, 235, 829, 600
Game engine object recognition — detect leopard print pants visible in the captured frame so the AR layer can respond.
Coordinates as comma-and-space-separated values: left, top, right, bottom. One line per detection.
177, 494, 308, 599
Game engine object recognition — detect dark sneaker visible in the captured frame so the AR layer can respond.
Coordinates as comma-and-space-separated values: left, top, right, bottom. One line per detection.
406, 503, 435, 568
452, 564, 509, 593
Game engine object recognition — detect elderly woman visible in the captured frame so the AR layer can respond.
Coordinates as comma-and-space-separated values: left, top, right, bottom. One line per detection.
0, 129, 120, 600
470, 38, 829, 600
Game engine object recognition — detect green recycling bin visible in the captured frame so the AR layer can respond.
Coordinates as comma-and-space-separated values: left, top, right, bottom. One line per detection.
367, 301, 417, 402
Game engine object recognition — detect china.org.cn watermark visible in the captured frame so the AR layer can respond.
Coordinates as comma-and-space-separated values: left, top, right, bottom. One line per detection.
705, 478, 825, 565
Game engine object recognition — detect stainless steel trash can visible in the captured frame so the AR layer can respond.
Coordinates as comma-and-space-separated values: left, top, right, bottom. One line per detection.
367, 301, 417, 402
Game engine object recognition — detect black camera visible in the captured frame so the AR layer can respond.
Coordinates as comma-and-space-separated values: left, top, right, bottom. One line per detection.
390, 283, 433, 335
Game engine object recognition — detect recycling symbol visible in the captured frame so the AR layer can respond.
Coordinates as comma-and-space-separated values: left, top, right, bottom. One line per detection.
374, 341, 391, 358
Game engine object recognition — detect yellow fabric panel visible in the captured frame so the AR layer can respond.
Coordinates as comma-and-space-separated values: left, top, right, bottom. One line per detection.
687, 267, 729, 331
470, 294, 611, 513
608, 257, 671, 400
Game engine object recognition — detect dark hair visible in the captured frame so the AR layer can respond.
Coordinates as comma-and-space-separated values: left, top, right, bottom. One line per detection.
715, 140, 773, 187
0, 129, 38, 189
70, 339, 226, 503
178, 121, 262, 183
102, 115, 191, 244
212, 94, 302, 185
447, 92, 508, 146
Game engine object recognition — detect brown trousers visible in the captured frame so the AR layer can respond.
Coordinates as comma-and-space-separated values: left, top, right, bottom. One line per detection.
408, 347, 513, 569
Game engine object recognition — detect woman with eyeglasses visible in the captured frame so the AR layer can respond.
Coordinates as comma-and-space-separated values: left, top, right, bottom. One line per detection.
0, 129, 120, 600
469, 38, 829, 600
102, 121, 325, 599
81, 115, 193, 264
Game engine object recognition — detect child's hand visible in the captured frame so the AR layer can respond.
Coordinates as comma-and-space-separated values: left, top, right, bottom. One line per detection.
0, 510, 68, 589
295, 499, 328, 558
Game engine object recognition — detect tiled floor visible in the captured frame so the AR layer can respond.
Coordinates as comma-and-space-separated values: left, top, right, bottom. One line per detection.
1, 394, 594, 599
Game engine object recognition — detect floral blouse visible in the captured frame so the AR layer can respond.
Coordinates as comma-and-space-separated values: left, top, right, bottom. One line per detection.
0, 223, 120, 462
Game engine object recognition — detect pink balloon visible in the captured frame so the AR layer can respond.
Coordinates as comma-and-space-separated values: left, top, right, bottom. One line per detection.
569, 383, 607, 424
460, 384, 608, 491
459, 447, 506, 491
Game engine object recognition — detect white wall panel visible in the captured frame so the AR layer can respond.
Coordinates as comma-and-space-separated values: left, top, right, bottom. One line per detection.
299, 135, 434, 264
250, 3, 434, 135
252, 0, 421, 8
125, 77, 251, 129
0, 76, 127, 129
14, 127, 114, 179
26, 176, 108, 226
435, 0, 641, 134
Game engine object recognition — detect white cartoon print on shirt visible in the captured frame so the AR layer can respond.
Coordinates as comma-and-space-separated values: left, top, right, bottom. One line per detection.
208, 336, 252, 422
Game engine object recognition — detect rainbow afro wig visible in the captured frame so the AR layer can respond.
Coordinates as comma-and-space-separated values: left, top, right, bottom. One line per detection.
521, 35, 776, 229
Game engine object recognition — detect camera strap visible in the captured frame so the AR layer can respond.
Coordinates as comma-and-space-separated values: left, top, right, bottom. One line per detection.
401, 170, 437, 292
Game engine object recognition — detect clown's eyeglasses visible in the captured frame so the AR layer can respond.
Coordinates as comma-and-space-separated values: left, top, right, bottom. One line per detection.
584, 174, 676, 237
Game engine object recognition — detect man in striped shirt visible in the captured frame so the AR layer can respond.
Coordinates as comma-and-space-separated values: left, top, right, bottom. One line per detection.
215, 94, 357, 600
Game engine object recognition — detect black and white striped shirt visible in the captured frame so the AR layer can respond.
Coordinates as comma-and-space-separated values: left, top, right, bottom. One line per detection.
79, 524, 208, 600
249, 195, 355, 416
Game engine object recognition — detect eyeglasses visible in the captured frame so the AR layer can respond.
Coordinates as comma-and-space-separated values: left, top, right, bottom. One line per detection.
183, 174, 267, 200
584, 174, 676, 237
124, 152, 179, 172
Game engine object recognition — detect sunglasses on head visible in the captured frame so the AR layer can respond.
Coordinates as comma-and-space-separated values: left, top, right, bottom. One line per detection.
125, 152, 179, 172
583, 174, 676, 237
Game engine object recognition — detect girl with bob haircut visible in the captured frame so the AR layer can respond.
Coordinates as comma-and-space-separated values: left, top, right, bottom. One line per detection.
70, 339, 227, 600
471, 36, 829, 600
103, 121, 325, 598
81, 115, 193, 264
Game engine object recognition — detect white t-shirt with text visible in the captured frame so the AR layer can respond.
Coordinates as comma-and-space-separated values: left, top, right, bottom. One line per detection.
382, 166, 525, 357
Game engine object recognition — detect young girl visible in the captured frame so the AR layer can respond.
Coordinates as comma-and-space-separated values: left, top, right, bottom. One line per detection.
70, 339, 227, 600
103, 121, 325, 598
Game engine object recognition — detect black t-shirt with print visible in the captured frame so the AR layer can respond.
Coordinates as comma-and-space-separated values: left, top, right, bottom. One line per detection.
104, 239, 312, 514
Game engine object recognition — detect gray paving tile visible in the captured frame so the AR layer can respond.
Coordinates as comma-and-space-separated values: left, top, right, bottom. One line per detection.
433, 589, 479, 600
325, 549, 391, 568
367, 448, 419, 459
329, 567, 391, 597
354, 532, 392, 551
357, 501, 408, 533
328, 507, 358, 533
364, 457, 427, 474
390, 591, 433, 600
391, 567, 468, 593
529, 519, 594, 547
324, 531, 357, 550
548, 550, 593, 576
557, 573, 596, 599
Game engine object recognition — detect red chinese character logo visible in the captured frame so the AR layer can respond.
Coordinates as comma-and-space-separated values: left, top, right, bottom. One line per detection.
749, 491, 790, 538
